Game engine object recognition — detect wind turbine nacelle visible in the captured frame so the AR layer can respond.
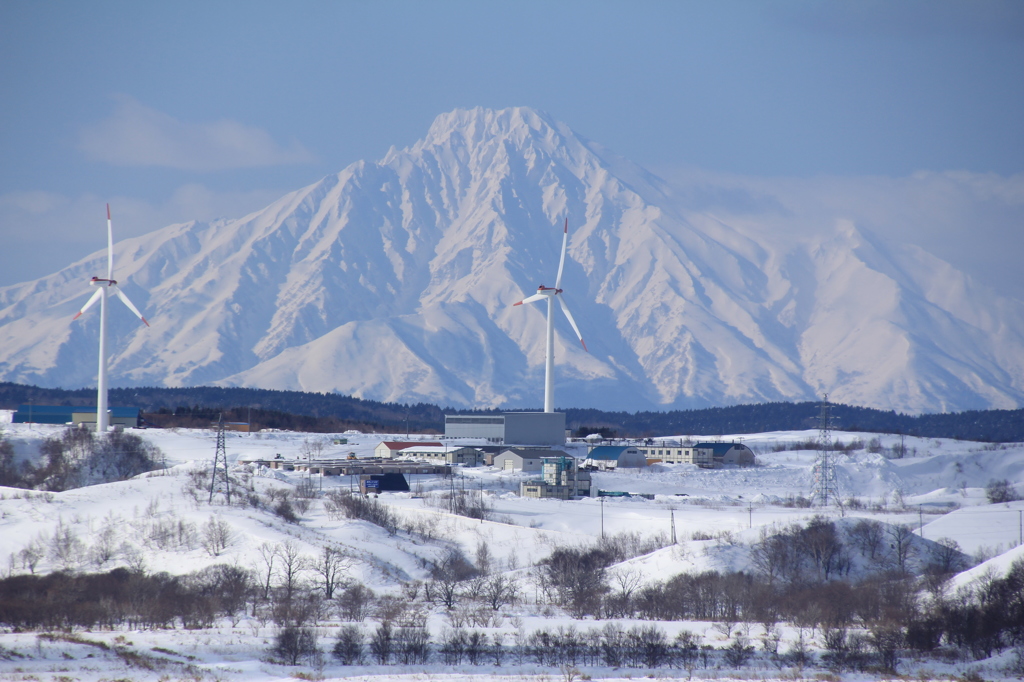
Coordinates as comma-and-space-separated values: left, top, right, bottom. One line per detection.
90, 277, 117, 287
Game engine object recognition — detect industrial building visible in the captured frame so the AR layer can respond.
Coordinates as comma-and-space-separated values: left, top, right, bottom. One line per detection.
636, 441, 754, 468
520, 455, 591, 498
12, 405, 141, 428
492, 447, 560, 473
396, 445, 483, 467
444, 412, 566, 446
581, 445, 646, 470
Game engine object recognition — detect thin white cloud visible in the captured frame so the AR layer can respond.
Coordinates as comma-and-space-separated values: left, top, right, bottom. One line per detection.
78, 95, 315, 171
0, 184, 284, 287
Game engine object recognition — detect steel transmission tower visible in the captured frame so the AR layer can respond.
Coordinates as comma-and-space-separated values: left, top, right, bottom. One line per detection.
812, 394, 840, 506
209, 414, 231, 504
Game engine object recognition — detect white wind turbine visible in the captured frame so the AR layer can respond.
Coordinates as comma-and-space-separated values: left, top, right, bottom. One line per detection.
513, 217, 587, 413
72, 204, 149, 433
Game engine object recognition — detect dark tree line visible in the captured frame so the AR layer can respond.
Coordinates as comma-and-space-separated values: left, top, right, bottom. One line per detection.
0, 565, 249, 631
4, 381, 1022, 441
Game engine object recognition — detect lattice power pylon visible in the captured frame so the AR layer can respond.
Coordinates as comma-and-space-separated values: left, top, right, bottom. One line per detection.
812, 394, 840, 506
209, 413, 231, 504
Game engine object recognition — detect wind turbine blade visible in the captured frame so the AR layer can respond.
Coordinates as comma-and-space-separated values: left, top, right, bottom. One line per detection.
106, 204, 114, 280
73, 289, 103, 320
555, 217, 568, 290
513, 292, 547, 306
112, 286, 150, 327
557, 293, 587, 352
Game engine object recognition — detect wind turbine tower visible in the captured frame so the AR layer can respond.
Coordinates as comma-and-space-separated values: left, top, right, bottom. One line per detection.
72, 205, 150, 433
513, 218, 587, 412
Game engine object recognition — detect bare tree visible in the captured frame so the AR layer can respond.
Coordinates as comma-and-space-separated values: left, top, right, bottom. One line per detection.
428, 548, 478, 610
338, 582, 373, 621
481, 574, 520, 611
332, 625, 364, 664
311, 545, 348, 600
300, 437, 327, 465
18, 537, 45, 573
277, 541, 308, 604
48, 517, 84, 570
798, 516, 848, 581
751, 525, 798, 584
930, 537, 967, 575
886, 524, 917, 573
849, 519, 885, 562
89, 516, 120, 568
255, 542, 280, 601
200, 515, 233, 557
475, 540, 492, 575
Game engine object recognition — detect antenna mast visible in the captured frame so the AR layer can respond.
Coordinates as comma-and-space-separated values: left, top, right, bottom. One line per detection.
209, 414, 231, 504
812, 394, 839, 506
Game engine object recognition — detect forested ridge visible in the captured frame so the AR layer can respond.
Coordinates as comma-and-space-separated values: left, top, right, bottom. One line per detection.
1, 382, 1020, 441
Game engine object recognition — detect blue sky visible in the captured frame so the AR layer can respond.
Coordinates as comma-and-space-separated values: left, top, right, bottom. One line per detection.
1, 0, 1022, 293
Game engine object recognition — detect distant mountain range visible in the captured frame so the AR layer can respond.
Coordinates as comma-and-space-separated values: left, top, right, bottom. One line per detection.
1, 107, 1022, 413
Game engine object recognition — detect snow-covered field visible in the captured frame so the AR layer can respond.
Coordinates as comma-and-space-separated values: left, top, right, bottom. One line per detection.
1, 423, 1023, 681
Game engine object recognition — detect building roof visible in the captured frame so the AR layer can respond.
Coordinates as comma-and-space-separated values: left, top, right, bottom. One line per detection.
500, 447, 564, 458
399, 445, 479, 454
586, 445, 637, 460
378, 441, 441, 449
398, 446, 447, 454
693, 442, 749, 455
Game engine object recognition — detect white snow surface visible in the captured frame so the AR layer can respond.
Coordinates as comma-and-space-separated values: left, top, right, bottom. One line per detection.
2, 424, 1024, 680
1, 107, 1023, 413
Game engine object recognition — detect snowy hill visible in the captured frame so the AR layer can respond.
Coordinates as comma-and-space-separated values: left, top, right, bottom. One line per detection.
1, 107, 1023, 413
2, 423, 1024, 681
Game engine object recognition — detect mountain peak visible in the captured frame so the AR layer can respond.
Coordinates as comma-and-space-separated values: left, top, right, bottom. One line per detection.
0, 109, 1022, 413
417, 106, 569, 152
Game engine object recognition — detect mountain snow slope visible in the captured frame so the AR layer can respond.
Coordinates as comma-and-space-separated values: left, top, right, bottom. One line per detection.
1, 107, 1022, 413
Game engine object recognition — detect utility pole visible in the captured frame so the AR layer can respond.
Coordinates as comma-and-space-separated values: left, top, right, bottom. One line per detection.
600, 497, 605, 540
209, 414, 231, 505
748, 503, 753, 529
919, 505, 924, 537
670, 509, 676, 544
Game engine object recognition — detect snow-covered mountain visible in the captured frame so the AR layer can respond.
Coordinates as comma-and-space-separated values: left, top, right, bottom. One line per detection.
1, 107, 1022, 413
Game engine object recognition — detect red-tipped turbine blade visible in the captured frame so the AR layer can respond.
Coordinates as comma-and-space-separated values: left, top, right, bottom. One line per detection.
73, 289, 103, 320
555, 218, 569, 290
557, 293, 587, 352
514, 292, 548, 307
113, 286, 150, 327
106, 204, 114, 280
